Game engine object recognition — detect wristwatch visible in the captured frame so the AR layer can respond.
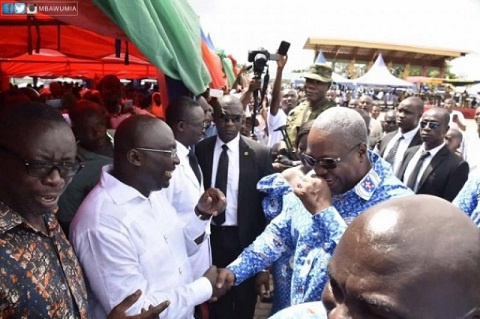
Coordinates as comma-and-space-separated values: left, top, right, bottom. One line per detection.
195, 206, 211, 221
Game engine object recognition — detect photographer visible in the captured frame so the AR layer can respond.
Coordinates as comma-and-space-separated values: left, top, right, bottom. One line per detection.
268, 54, 289, 148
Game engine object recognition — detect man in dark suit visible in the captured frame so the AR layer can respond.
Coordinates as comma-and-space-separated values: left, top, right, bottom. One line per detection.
195, 95, 274, 319
397, 107, 469, 201
377, 97, 423, 175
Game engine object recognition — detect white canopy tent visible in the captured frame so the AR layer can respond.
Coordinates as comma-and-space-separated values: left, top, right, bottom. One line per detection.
352, 53, 416, 88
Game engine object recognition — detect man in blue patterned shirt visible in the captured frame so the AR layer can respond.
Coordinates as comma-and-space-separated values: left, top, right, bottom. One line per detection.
454, 175, 480, 226
217, 107, 413, 309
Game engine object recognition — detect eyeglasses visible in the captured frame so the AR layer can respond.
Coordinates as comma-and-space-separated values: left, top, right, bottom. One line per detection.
218, 113, 242, 123
0, 145, 84, 178
301, 144, 360, 170
420, 121, 441, 130
134, 147, 177, 158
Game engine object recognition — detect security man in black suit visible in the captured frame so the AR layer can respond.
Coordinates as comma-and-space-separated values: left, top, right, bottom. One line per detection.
195, 95, 273, 319
397, 107, 469, 201
376, 97, 423, 175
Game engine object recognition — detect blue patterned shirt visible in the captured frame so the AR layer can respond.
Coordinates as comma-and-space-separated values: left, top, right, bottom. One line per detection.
228, 152, 413, 306
453, 176, 480, 226
257, 174, 295, 314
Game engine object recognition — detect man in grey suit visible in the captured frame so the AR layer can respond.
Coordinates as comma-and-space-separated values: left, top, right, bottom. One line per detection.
397, 108, 469, 201
195, 95, 273, 319
376, 97, 423, 175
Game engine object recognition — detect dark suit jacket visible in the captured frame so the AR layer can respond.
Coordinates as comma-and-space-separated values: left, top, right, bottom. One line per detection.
195, 135, 274, 248
397, 144, 469, 201
377, 129, 422, 157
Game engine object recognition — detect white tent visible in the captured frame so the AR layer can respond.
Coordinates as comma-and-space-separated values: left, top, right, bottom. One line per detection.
353, 53, 416, 88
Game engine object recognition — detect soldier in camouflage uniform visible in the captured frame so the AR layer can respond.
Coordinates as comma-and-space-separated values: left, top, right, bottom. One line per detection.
286, 64, 335, 146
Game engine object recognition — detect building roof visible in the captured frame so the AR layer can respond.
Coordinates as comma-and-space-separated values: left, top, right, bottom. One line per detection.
304, 38, 469, 67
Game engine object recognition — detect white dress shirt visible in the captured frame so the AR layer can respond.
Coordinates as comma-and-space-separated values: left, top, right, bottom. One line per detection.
70, 165, 212, 319
267, 108, 287, 147
164, 141, 212, 280
211, 134, 240, 226
463, 130, 480, 176
383, 126, 420, 175
403, 143, 446, 192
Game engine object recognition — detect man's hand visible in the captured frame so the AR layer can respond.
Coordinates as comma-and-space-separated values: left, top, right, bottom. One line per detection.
107, 290, 170, 319
247, 79, 262, 93
196, 188, 227, 217
216, 268, 236, 291
294, 176, 332, 215
277, 54, 287, 70
254, 271, 271, 298
203, 266, 228, 301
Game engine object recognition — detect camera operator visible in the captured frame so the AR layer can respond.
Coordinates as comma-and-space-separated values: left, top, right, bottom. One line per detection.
268, 54, 290, 148
286, 63, 334, 146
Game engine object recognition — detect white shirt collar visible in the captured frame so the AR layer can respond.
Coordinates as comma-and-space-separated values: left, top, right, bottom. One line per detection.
421, 142, 445, 157
176, 140, 189, 159
215, 133, 240, 153
397, 125, 420, 139
100, 165, 148, 205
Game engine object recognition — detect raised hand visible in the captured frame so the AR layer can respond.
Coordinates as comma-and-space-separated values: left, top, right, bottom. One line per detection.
107, 289, 170, 319
196, 188, 227, 217
277, 54, 288, 70
293, 176, 332, 215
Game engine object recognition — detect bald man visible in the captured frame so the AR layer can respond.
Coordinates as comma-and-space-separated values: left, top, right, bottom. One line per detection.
272, 195, 480, 318
377, 97, 423, 174
71, 115, 227, 318
323, 195, 480, 318
445, 128, 463, 155
398, 107, 469, 201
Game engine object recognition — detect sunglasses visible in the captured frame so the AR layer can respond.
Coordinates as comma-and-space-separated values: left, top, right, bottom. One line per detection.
135, 147, 177, 158
384, 120, 396, 125
218, 113, 242, 123
301, 144, 360, 170
0, 145, 83, 179
420, 121, 441, 129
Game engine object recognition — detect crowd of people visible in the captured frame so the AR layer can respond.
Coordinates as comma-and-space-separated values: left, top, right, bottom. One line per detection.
0, 52, 479, 319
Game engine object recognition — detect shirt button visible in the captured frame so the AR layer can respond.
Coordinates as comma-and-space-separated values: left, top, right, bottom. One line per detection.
178, 267, 183, 275
163, 235, 168, 243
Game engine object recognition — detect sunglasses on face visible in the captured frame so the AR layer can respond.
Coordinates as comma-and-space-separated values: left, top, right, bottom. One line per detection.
384, 120, 396, 125
218, 113, 242, 123
420, 121, 441, 129
301, 144, 360, 170
134, 147, 178, 158
0, 145, 83, 179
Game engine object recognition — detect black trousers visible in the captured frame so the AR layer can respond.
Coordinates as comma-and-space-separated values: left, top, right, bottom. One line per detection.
209, 226, 257, 319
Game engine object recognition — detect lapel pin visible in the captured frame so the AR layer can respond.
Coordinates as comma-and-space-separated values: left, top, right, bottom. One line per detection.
244, 151, 249, 156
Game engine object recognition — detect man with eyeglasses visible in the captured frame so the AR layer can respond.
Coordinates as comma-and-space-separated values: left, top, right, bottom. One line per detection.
0, 102, 168, 318
163, 96, 211, 317
215, 107, 412, 309
377, 97, 423, 175
195, 95, 274, 319
397, 107, 469, 201
70, 115, 228, 318
381, 109, 398, 134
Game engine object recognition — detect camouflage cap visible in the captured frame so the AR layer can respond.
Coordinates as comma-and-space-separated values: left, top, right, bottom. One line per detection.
302, 63, 332, 83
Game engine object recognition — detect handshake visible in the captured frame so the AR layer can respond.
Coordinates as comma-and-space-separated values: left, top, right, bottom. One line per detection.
203, 266, 237, 301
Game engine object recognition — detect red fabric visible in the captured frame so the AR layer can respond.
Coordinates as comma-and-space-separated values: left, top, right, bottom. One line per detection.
201, 41, 226, 89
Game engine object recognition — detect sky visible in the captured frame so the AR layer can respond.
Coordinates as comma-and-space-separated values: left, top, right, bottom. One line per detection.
188, 0, 480, 78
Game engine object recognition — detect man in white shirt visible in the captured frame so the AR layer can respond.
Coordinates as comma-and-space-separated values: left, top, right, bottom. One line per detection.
462, 107, 480, 176
397, 108, 469, 201
444, 98, 467, 131
376, 97, 423, 175
70, 115, 227, 319
268, 55, 297, 149
358, 95, 383, 149
164, 96, 210, 280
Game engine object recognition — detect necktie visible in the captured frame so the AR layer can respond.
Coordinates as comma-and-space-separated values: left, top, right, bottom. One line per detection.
406, 151, 430, 191
213, 144, 228, 225
385, 136, 404, 165
188, 148, 202, 184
